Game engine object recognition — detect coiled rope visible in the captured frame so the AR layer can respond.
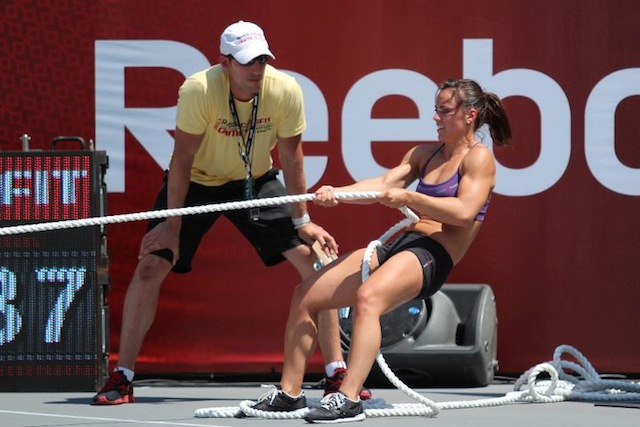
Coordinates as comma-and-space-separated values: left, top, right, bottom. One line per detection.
194, 345, 640, 419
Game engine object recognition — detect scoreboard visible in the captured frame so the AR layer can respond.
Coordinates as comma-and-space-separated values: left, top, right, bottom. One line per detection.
0, 149, 109, 391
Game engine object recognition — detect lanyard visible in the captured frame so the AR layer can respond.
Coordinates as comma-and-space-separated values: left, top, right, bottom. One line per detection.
228, 92, 261, 220
228, 91, 259, 179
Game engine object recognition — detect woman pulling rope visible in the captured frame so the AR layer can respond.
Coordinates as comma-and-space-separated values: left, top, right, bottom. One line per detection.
245, 78, 513, 423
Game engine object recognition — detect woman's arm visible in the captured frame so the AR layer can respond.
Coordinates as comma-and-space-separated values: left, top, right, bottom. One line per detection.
315, 145, 426, 206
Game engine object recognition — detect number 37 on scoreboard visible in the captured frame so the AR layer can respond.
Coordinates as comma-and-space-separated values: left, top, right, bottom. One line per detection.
0, 266, 87, 346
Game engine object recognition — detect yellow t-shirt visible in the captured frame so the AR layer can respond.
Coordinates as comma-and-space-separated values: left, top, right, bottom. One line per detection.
175, 64, 306, 186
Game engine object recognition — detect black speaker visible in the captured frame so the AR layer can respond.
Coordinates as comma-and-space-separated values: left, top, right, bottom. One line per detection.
339, 283, 498, 387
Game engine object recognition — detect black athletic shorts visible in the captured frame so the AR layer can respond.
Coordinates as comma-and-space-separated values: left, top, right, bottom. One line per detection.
376, 231, 453, 299
147, 169, 304, 273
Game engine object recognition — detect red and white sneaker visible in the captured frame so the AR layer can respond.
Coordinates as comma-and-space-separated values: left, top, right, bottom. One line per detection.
91, 370, 135, 405
324, 367, 372, 401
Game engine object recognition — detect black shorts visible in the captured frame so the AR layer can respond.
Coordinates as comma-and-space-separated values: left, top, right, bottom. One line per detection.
148, 169, 304, 273
376, 231, 453, 299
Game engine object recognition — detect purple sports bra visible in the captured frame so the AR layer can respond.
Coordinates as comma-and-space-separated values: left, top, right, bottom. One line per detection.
415, 144, 490, 222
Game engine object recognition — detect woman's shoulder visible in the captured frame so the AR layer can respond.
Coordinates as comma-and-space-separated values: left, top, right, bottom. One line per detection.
466, 143, 494, 161
461, 143, 496, 174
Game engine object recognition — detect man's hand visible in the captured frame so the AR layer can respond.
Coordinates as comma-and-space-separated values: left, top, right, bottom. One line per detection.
139, 221, 180, 264
296, 221, 339, 257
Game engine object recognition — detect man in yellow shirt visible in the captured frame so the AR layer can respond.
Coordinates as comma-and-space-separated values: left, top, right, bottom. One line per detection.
92, 20, 368, 405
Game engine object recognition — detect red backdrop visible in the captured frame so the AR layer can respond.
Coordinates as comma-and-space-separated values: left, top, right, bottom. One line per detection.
1, 0, 639, 375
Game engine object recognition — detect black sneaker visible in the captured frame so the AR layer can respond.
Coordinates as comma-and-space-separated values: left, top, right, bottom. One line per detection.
324, 368, 372, 401
251, 385, 308, 416
305, 391, 365, 424
91, 370, 134, 405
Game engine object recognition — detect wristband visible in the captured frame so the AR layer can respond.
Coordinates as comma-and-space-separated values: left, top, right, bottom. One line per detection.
292, 213, 311, 229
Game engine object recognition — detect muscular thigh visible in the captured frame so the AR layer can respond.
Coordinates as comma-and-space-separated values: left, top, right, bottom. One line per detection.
358, 251, 423, 316
298, 248, 372, 311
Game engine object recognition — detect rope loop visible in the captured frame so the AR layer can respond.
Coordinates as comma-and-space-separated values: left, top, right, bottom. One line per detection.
525, 363, 560, 402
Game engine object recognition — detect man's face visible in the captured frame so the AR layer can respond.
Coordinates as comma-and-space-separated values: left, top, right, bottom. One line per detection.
221, 54, 269, 101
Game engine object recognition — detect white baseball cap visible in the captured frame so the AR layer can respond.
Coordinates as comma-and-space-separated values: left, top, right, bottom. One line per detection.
220, 21, 275, 64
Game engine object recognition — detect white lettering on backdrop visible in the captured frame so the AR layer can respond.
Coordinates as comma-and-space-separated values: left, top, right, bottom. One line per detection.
95, 39, 639, 196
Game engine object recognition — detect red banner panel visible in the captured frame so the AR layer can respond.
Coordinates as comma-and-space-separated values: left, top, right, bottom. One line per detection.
1, 0, 639, 376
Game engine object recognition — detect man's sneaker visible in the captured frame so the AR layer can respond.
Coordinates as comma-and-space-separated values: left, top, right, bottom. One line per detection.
251, 385, 308, 416
91, 370, 134, 405
304, 391, 364, 424
324, 368, 372, 401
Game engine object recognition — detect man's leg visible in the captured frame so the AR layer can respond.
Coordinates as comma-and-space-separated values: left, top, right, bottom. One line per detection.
92, 254, 173, 405
118, 255, 174, 368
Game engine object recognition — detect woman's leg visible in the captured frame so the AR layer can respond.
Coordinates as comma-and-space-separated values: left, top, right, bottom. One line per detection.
339, 251, 424, 400
282, 243, 345, 383
279, 249, 369, 396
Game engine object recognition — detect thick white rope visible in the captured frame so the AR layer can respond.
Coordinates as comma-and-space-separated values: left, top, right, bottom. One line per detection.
0, 191, 380, 235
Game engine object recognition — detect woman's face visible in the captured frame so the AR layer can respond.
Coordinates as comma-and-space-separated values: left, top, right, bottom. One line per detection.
433, 89, 469, 143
